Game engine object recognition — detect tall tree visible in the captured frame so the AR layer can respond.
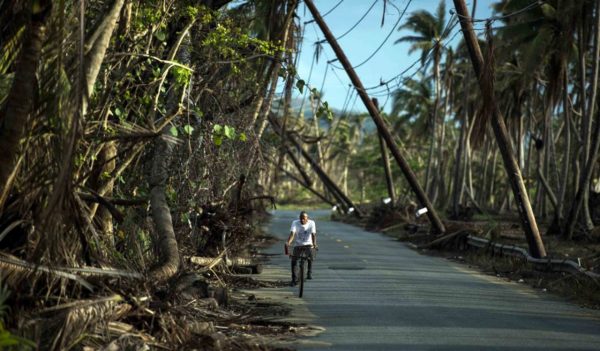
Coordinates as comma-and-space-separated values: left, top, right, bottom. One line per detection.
395, 0, 450, 200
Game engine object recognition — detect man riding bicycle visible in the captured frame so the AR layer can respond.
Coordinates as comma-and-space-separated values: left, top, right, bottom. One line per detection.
286, 211, 317, 286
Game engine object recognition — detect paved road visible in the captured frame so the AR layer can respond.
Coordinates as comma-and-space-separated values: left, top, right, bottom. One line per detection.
264, 210, 600, 351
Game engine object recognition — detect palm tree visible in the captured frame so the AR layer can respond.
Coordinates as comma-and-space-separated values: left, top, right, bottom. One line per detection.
493, 0, 592, 237
395, 0, 450, 201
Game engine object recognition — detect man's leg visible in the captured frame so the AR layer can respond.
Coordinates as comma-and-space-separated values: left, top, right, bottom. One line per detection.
306, 249, 314, 279
290, 256, 298, 286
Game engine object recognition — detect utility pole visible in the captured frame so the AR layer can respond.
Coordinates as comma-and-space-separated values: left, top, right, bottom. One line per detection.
304, 0, 445, 233
373, 98, 396, 205
453, 0, 546, 258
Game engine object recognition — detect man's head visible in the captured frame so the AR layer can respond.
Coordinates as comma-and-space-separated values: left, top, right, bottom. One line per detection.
299, 211, 309, 224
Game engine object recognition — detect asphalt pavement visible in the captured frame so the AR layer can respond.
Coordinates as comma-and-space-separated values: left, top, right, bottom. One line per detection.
263, 209, 600, 351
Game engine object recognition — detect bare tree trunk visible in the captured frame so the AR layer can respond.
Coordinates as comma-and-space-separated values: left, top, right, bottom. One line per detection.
255, 0, 297, 140
343, 156, 349, 196
454, 0, 546, 258
436, 82, 451, 206
525, 92, 535, 180
96, 141, 117, 237
452, 83, 469, 217
579, 15, 597, 231
489, 148, 498, 208
83, 0, 126, 114
148, 129, 180, 281
0, 1, 52, 210
517, 103, 525, 170
424, 112, 437, 199
465, 114, 476, 205
310, 94, 325, 170
425, 55, 441, 201
479, 140, 490, 205
373, 99, 396, 204
552, 72, 572, 232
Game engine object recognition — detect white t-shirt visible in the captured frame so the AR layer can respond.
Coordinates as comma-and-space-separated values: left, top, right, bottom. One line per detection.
290, 219, 316, 246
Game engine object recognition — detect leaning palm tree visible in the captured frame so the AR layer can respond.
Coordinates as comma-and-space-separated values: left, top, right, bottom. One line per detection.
395, 0, 451, 201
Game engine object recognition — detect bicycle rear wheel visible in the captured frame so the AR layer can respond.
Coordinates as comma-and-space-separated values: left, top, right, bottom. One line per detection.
299, 259, 305, 298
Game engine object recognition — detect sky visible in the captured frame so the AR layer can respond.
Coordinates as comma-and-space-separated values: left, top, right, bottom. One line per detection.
291, 0, 495, 114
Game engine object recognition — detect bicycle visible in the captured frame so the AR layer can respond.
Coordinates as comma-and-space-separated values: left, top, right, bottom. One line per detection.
291, 245, 315, 298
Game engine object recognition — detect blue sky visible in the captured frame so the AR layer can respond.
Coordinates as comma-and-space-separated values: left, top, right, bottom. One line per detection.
291, 0, 495, 114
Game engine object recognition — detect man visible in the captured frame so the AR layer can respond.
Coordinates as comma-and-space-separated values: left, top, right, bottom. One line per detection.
286, 211, 317, 286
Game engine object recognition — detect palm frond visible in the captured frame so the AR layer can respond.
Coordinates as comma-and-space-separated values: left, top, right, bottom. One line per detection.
394, 35, 428, 44
0, 25, 25, 74
0, 253, 94, 291
36, 295, 129, 351
434, 0, 446, 35
399, 11, 437, 37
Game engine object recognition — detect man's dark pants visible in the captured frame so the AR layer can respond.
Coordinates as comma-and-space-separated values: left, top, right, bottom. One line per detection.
291, 245, 314, 282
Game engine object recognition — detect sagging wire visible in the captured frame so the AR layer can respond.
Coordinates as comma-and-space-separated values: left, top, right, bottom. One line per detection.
454, 0, 544, 23
351, 0, 412, 69
336, 0, 379, 41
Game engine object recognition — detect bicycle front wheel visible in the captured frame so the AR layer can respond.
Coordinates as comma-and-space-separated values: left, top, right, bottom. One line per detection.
299, 259, 305, 298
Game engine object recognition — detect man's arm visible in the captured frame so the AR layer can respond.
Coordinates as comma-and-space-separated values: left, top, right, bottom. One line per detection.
287, 232, 295, 246
311, 232, 317, 247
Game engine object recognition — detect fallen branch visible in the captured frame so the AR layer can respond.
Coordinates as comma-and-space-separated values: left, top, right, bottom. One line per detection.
60, 266, 143, 279
187, 254, 263, 274
0, 253, 94, 291
381, 222, 407, 233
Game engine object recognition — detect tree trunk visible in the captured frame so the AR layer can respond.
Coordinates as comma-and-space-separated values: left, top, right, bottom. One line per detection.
95, 141, 117, 237
149, 136, 180, 281
83, 0, 126, 114
454, 0, 546, 258
148, 22, 195, 281
436, 81, 451, 206
373, 99, 396, 204
452, 78, 470, 217
0, 1, 52, 210
425, 53, 442, 201
479, 140, 490, 205
255, 0, 297, 141
552, 72, 572, 232
489, 148, 498, 208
